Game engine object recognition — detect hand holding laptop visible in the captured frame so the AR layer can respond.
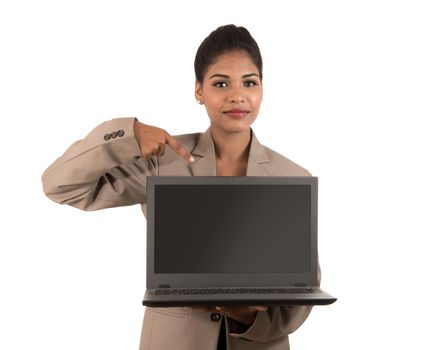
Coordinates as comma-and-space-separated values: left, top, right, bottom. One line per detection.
216, 305, 268, 326
194, 305, 268, 326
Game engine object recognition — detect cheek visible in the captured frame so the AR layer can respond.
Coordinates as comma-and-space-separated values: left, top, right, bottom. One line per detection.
251, 93, 263, 110
204, 101, 220, 118
204, 96, 222, 112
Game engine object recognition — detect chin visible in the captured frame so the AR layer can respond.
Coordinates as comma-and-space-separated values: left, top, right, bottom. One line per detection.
210, 117, 255, 134
222, 124, 252, 134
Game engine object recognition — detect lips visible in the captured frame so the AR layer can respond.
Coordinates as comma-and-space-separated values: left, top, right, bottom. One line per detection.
223, 109, 249, 119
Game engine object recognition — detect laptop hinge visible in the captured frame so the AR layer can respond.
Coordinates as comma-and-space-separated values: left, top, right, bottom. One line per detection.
158, 284, 170, 289
295, 283, 307, 287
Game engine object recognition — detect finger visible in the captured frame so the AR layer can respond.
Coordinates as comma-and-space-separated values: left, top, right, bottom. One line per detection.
215, 306, 242, 317
192, 306, 215, 312
216, 306, 267, 312
165, 134, 195, 163
156, 140, 166, 157
249, 306, 268, 312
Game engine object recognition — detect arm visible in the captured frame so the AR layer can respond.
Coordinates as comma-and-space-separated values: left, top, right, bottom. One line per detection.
227, 305, 313, 342
42, 117, 194, 211
42, 117, 153, 211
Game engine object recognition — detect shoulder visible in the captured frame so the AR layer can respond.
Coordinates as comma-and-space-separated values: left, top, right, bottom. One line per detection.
173, 132, 202, 150
261, 145, 311, 176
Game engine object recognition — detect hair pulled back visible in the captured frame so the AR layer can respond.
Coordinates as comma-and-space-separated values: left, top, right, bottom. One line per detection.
194, 24, 263, 84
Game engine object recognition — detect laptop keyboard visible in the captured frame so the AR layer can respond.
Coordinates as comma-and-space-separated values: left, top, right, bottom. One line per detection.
155, 287, 315, 296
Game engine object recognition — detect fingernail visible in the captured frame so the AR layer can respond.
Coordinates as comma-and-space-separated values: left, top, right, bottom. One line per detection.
189, 156, 195, 163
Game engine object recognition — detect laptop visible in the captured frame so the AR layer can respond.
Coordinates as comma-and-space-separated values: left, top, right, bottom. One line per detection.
142, 176, 336, 307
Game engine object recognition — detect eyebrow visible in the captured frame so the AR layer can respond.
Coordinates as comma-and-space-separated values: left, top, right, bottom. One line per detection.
209, 73, 260, 80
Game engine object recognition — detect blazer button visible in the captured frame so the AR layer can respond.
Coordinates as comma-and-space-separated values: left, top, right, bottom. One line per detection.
104, 134, 111, 141
117, 129, 125, 137
210, 313, 222, 322
111, 131, 118, 139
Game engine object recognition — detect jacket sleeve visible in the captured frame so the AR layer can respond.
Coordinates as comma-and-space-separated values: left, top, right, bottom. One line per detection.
41, 117, 157, 211
227, 305, 312, 342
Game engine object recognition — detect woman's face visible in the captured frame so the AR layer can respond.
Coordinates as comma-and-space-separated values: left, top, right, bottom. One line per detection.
195, 50, 263, 135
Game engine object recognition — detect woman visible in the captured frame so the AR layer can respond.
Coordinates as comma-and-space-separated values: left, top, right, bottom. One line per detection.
42, 24, 318, 350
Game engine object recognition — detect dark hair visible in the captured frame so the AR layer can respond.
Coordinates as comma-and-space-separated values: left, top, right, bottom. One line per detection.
194, 24, 263, 84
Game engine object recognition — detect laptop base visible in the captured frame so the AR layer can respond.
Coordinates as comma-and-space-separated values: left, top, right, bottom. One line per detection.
143, 288, 337, 307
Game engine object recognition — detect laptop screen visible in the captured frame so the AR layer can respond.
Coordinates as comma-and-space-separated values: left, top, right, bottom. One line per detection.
153, 183, 311, 274
146, 176, 318, 288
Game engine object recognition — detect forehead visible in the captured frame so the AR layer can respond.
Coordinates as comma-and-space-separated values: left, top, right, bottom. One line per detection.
204, 50, 259, 77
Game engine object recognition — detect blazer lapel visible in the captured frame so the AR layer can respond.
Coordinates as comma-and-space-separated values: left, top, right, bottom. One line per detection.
189, 128, 217, 176
189, 128, 270, 177
246, 130, 270, 176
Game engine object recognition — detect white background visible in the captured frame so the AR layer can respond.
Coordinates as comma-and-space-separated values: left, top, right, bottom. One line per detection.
1, 0, 434, 349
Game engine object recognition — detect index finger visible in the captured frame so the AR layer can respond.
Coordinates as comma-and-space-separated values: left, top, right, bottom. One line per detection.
165, 133, 195, 163
215, 305, 268, 313
249, 306, 268, 312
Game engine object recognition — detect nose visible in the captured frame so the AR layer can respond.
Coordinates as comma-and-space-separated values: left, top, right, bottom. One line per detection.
227, 86, 245, 103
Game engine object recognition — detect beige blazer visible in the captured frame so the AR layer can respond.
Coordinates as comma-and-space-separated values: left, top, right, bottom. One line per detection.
42, 117, 318, 350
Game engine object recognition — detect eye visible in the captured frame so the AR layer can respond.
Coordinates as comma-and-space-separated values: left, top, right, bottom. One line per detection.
213, 81, 228, 88
244, 80, 258, 88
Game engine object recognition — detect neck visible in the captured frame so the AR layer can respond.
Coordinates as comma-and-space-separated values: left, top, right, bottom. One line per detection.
210, 126, 251, 162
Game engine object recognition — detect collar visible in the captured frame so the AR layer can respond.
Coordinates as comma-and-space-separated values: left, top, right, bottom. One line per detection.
190, 128, 270, 176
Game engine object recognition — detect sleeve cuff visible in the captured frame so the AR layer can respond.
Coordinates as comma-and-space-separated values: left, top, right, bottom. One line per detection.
227, 310, 268, 340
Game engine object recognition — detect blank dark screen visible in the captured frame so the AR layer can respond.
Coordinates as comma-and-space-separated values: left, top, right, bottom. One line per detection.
154, 185, 311, 273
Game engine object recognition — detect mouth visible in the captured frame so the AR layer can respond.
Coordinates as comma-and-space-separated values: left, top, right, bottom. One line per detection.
223, 109, 250, 119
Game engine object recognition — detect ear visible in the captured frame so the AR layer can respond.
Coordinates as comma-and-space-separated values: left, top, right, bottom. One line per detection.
195, 80, 203, 103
